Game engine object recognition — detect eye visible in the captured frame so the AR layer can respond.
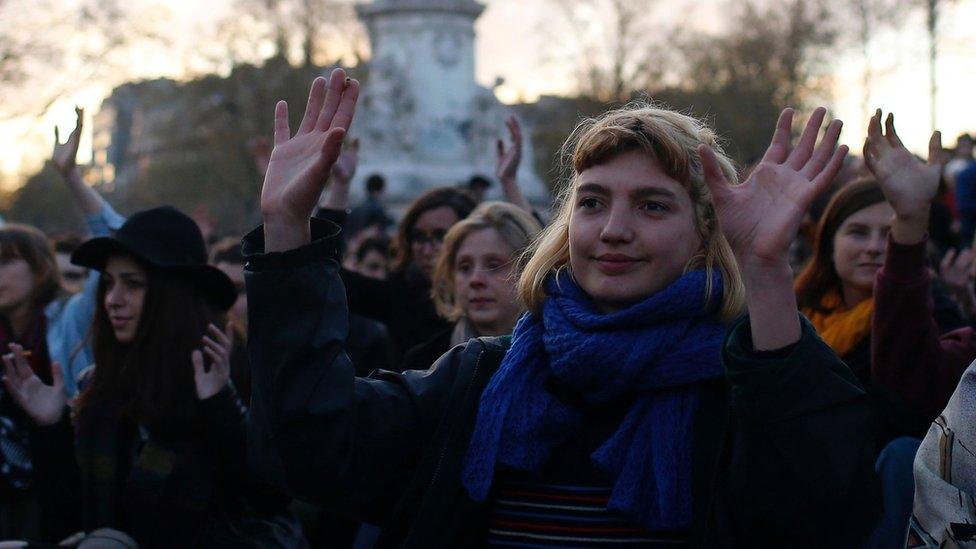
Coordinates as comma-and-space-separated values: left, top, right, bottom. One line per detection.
578, 196, 602, 210
456, 262, 473, 274
640, 201, 668, 213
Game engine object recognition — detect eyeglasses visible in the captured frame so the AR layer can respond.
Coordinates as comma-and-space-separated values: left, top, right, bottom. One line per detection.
409, 230, 447, 247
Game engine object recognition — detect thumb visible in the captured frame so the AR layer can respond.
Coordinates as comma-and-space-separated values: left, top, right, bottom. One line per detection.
928, 131, 943, 166
50, 362, 64, 389
192, 350, 205, 378
698, 145, 731, 202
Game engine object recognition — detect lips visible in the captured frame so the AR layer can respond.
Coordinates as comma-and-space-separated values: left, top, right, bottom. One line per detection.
594, 253, 641, 274
468, 297, 495, 308
110, 316, 132, 327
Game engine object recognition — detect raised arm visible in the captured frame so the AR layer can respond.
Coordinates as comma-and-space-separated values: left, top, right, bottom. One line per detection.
864, 110, 975, 423
702, 107, 848, 350
53, 108, 103, 219
496, 115, 533, 213
246, 70, 460, 519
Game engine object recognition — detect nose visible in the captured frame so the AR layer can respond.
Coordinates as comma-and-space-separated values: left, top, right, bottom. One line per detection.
105, 285, 125, 309
469, 269, 488, 288
600, 203, 635, 244
865, 232, 886, 256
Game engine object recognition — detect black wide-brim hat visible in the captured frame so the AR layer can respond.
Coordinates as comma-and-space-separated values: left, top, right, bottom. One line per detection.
72, 206, 238, 311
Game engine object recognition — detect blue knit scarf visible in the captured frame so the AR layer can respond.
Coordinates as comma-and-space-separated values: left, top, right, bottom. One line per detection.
462, 269, 727, 531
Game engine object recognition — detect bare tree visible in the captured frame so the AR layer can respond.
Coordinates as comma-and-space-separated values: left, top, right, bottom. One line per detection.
839, 0, 909, 121
545, 0, 663, 103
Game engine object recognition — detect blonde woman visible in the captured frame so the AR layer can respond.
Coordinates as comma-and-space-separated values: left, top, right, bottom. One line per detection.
245, 70, 878, 546
401, 201, 541, 372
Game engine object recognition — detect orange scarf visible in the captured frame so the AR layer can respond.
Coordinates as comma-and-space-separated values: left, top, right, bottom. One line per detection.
803, 291, 874, 357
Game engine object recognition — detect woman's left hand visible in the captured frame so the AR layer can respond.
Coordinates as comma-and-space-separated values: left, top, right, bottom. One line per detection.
192, 323, 234, 400
701, 107, 847, 270
863, 110, 942, 244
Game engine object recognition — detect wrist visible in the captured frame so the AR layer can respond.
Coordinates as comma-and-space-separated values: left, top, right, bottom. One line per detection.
891, 214, 928, 245
263, 214, 311, 253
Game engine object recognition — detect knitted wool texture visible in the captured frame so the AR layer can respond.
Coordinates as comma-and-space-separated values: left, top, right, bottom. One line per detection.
462, 269, 727, 530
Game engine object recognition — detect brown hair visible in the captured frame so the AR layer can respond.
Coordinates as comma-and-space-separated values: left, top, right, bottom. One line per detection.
795, 177, 887, 314
75, 258, 226, 425
391, 187, 477, 273
432, 201, 542, 321
517, 103, 744, 322
0, 224, 62, 319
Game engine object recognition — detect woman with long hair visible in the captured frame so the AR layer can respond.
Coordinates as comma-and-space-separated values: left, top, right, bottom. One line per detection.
401, 201, 541, 371
246, 70, 878, 546
3, 207, 301, 547
0, 108, 124, 540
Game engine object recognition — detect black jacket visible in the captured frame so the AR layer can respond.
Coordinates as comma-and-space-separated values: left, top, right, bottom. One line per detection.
244, 219, 881, 548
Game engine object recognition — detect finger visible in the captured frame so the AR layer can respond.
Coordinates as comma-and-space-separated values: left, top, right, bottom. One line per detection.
202, 336, 226, 356
809, 145, 849, 200
70, 108, 83, 136
762, 108, 794, 164
928, 131, 943, 166
786, 107, 827, 170
866, 109, 885, 150
298, 77, 327, 134
801, 119, 843, 180
326, 78, 360, 134
9, 344, 32, 380
192, 349, 205, 376
50, 362, 64, 390
884, 113, 905, 149
698, 144, 732, 203
208, 323, 232, 347
203, 347, 223, 366
315, 68, 348, 132
273, 101, 290, 146
862, 141, 879, 176
2, 355, 17, 388
317, 127, 348, 174
942, 249, 957, 271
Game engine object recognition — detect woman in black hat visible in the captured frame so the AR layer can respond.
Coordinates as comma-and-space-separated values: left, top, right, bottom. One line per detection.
2, 206, 303, 548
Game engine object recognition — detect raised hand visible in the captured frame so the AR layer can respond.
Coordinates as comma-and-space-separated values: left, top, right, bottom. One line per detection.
863, 109, 941, 244
701, 107, 847, 268
496, 116, 522, 184
192, 323, 234, 400
3, 344, 66, 426
331, 137, 359, 187
701, 107, 848, 350
939, 248, 976, 311
53, 107, 84, 178
261, 68, 360, 252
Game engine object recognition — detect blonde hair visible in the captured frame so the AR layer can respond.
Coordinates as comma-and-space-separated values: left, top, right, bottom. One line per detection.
517, 102, 745, 322
432, 201, 542, 321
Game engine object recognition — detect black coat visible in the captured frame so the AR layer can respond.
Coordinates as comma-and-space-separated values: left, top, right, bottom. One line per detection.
244, 219, 881, 548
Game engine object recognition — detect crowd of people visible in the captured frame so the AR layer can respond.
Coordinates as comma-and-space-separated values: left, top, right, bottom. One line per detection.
1, 68, 976, 548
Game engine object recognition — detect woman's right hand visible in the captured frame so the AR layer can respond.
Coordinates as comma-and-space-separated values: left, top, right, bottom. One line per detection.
52, 107, 83, 179
2, 344, 66, 426
261, 68, 360, 252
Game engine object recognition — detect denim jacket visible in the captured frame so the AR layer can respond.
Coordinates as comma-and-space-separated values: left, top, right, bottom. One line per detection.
44, 200, 125, 396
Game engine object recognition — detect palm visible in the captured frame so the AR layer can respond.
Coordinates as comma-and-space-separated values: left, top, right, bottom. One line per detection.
3, 350, 66, 426
864, 111, 941, 218
496, 116, 522, 182
702, 108, 848, 266
260, 69, 360, 223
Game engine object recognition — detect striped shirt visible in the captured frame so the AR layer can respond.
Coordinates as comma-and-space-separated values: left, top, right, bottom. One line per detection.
486, 478, 687, 547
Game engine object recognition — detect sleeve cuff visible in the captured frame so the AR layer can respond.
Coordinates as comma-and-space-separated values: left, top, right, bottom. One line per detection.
242, 218, 342, 271
881, 234, 928, 282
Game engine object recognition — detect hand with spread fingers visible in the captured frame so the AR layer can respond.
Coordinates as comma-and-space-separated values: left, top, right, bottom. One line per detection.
3, 344, 67, 426
192, 323, 235, 400
261, 68, 361, 252
701, 107, 848, 269
53, 106, 84, 179
320, 138, 360, 211
700, 107, 848, 350
863, 109, 942, 245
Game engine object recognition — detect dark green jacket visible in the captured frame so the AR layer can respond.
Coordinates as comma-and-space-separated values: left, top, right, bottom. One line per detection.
243, 219, 881, 548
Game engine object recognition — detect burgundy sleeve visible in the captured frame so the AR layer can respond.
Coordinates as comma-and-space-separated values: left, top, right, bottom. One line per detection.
872, 236, 976, 423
